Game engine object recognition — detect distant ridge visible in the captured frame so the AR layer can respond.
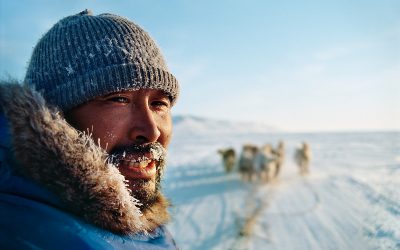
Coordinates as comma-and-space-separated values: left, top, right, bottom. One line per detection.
172, 115, 277, 135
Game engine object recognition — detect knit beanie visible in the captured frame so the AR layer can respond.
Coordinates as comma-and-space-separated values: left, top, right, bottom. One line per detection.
24, 9, 179, 111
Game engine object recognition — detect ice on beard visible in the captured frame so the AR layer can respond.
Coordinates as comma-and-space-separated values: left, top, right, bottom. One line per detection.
109, 143, 166, 164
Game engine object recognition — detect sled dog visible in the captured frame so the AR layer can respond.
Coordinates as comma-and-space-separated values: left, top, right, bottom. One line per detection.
272, 141, 285, 178
238, 144, 258, 181
294, 142, 312, 175
256, 144, 277, 183
217, 148, 236, 173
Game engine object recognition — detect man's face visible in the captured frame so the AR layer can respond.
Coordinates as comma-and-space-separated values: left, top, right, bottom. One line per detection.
65, 89, 172, 209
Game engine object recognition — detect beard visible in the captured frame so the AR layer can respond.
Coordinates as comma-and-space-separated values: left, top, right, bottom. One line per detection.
108, 142, 167, 211
126, 159, 165, 209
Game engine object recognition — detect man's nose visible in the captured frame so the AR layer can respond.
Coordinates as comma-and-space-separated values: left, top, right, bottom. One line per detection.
129, 107, 161, 144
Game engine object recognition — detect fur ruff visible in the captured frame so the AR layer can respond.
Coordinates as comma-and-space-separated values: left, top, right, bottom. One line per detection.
0, 83, 170, 235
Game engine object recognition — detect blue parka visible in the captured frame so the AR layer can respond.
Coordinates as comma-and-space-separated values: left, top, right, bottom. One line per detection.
0, 84, 178, 249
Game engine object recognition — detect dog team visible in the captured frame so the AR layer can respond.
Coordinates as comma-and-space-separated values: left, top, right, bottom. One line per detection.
218, 141, 311, 183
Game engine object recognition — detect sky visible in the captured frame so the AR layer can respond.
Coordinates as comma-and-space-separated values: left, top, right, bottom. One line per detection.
1, 0, 399, 132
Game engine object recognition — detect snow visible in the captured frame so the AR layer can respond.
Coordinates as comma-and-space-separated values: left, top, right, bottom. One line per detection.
65, 64, 74, 75
172, 115, 277, 135
163, 117, 400, 250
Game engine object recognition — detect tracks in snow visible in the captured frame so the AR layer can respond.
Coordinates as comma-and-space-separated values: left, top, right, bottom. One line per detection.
229, 175, 321, 250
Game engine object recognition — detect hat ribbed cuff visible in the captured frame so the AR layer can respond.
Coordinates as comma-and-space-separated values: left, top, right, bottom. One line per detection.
44, 64, 179, 111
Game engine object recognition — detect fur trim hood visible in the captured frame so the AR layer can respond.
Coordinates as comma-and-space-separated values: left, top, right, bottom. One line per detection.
0, 83, 170, 235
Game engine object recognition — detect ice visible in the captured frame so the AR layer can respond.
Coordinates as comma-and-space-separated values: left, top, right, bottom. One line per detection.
164, 116, 400, 250
65, 64, 74, 75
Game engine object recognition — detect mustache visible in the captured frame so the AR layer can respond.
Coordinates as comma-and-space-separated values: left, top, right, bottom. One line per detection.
108, 142, 166, 164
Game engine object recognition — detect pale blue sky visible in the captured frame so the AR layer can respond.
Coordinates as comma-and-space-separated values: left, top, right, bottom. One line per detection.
1, 0, 399, 132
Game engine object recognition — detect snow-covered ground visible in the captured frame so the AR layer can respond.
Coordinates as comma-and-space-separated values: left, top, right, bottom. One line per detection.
163, 117, 400, 250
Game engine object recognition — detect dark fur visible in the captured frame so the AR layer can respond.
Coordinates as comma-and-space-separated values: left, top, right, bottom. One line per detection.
294, 142, 311, 175
217, 148, 236, 173
238, 144, 258, 181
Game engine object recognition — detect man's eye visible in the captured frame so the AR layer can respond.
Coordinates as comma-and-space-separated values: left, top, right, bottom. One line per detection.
152, 100, 170, 109
107, 96, 130, 103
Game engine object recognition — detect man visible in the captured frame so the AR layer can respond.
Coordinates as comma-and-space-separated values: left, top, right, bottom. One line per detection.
0, 10, 179, 249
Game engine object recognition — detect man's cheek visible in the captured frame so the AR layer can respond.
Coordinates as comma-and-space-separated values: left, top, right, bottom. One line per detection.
92, 127, 119, 152
105, 130, 118, 144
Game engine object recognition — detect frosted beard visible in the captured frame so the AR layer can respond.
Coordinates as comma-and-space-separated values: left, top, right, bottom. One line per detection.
109, 142, 167, 210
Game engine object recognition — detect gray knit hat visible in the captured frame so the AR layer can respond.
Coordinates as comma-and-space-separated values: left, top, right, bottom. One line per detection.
24, 9, 179, 111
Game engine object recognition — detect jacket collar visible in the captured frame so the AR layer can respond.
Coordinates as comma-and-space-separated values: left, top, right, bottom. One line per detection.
0, 83, 170, 235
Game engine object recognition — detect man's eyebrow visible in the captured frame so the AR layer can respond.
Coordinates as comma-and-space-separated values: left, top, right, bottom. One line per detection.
159, 92, 173, 103
97, 91, 172, 101
158, 93, 171, 99
102, 93, 118, 98
99, 92, 126, 98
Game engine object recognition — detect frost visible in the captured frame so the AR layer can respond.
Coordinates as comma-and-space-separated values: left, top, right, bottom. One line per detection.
150, 144, 166, 161
65, 64, 74, 75
108, 142, 166, 164
104, 50, 112, 57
